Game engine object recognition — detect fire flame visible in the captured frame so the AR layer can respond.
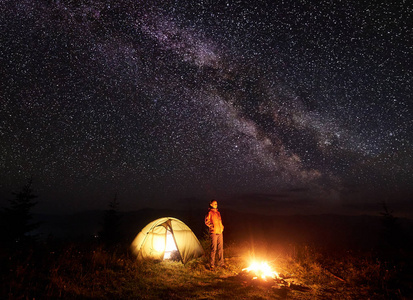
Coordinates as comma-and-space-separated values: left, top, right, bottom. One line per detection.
242, 261, 279, 281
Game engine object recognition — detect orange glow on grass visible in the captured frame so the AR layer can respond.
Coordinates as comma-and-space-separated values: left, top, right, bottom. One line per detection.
242, 261, 279, 281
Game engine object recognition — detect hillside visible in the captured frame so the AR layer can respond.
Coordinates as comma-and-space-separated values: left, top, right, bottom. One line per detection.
34, 209, 413, 252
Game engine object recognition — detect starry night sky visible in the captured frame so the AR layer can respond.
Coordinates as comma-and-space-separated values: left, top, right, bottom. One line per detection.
1, 0, 412, 216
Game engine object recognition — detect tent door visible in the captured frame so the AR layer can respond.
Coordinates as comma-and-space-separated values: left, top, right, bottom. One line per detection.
163, 229, 178, 260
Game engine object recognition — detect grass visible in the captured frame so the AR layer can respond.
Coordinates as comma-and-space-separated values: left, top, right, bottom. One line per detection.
1, 238, 412, 299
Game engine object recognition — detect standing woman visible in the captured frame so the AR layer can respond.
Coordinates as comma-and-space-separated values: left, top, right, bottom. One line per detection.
205, 199, 224, 270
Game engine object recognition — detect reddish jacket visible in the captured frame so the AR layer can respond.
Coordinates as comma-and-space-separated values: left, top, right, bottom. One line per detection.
205, 208, 224, 234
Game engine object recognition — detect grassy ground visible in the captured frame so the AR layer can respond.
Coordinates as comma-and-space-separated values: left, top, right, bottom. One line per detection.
1, 238, 412, 299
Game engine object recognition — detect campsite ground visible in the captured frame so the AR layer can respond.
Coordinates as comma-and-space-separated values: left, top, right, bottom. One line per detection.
1, 210, 413, 299
1, 238, 412, 299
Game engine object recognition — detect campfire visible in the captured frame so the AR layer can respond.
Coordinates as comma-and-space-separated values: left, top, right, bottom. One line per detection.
242, 261, 279, 281
238, 260, 311, 292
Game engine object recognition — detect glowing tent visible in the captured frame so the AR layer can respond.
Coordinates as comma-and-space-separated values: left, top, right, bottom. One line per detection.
131, 217, 204, 264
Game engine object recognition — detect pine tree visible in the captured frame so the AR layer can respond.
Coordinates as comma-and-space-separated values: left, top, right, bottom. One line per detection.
379, 201, 403, 258
100, 195, 122, 247
0, 178, 40, 244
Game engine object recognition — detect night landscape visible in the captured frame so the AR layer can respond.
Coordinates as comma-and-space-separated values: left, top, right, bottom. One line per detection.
1, 0, 412, 299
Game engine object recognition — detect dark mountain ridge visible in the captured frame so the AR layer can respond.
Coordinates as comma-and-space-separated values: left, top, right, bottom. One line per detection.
32, 208, 413, 252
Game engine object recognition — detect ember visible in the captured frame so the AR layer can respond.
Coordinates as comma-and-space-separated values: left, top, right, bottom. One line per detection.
242, 261, 279, 281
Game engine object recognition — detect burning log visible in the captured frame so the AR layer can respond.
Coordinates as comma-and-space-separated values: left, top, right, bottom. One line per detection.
239, 260, 310, 292
240, 261, 286, 287
242, 261, 279, 281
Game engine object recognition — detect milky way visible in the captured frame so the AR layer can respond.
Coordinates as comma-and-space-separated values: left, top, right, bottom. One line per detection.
1, 0, 412, 215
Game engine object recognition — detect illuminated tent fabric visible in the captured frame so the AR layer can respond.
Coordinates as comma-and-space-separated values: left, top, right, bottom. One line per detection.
131, 217, 204, 264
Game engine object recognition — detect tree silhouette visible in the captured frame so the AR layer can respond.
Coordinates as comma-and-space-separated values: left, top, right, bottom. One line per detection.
0, 178, 40, 245
380, 202, 397, 232
100, 195, 122, 247
379, 201, 403, 258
